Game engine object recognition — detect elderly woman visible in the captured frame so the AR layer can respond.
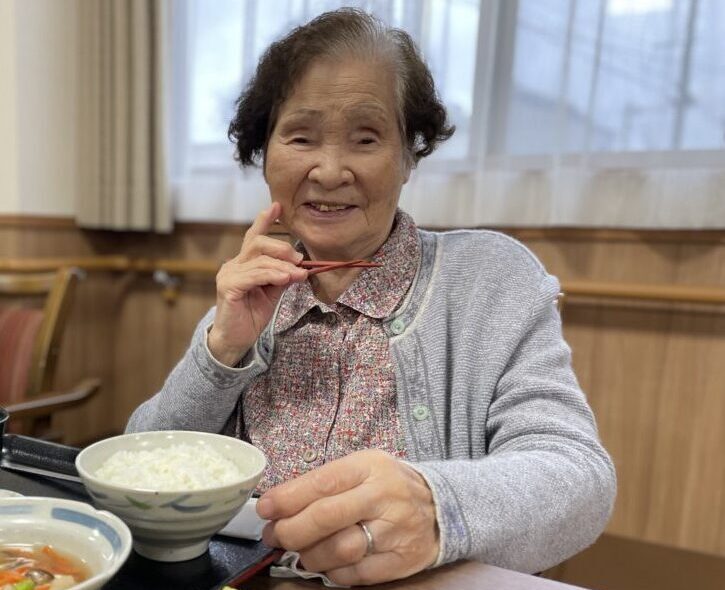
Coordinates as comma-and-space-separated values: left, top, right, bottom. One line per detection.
127, 8, 615, 586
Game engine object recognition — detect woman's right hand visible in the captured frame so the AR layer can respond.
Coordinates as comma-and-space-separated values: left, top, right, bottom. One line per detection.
208, 202, 307, 366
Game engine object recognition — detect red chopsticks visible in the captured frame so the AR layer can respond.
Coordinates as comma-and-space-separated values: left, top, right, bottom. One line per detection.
298, 259, 382, 276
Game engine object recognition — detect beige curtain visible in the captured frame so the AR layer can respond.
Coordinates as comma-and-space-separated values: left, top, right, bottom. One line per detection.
76, 0, 172, 232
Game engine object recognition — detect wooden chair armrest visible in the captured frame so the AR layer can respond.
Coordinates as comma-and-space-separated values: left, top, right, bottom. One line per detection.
4, 378, 102, 420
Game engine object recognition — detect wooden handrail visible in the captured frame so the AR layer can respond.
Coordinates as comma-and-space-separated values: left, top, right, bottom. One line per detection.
0, 256, 131, 272
1, 257, 724, 306
563, 281, 725, 306
0, 256, 220, 274
132, 258, 220, 274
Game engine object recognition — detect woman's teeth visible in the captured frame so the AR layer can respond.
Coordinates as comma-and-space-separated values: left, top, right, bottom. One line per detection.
312, 203, 348, 212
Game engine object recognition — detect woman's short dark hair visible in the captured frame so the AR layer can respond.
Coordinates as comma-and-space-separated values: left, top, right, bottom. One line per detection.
228, 8, 455, 168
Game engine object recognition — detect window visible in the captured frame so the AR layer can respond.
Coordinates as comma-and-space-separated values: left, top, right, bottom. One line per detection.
494, 0, 725, 155
183, 0, 479, 168
173, 0, 725, 227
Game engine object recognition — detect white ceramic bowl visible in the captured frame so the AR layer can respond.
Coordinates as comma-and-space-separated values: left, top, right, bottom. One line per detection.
0, 489, 23, 498
0, 496, 132, 590
76, 431, 266, 562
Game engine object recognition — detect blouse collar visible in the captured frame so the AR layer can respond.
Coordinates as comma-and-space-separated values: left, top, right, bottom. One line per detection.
274, 209, 421, 333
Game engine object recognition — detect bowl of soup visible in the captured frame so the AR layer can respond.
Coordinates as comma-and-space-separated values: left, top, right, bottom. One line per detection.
0, 496, 132, 590
75, 431, 266, 562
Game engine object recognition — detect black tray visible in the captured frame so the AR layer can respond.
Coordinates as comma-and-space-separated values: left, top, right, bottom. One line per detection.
0, 434, 279, 590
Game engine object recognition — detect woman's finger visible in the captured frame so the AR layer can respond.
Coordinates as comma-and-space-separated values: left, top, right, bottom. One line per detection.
266, 480, 381, 551
297, 525, 367, 573
231, 254, 304, 277
240, 202, 282, 252
297, 521, 390, 573
239, 233, 302, 265
218, 256, 307, 290
326, 552, 413, 587
218, 267, 298, 297
258, 450, 377, 520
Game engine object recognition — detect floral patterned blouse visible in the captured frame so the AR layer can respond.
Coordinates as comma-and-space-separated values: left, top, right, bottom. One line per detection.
242, 211, 421, 491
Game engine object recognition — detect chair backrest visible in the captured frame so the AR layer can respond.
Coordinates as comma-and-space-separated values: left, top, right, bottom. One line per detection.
0, 268, 79, 405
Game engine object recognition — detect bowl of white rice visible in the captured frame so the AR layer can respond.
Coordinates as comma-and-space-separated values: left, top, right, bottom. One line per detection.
75, 431, 266, 562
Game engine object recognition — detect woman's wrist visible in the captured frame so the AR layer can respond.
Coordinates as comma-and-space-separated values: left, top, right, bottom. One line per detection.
401, 461, 443, 569
207, 327, 249, 367
399, 462, 440, 568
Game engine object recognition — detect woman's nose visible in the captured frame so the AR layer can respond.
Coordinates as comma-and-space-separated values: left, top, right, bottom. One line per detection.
307, 148, 354, 189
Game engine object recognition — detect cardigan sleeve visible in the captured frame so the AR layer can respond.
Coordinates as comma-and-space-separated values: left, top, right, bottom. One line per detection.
125, 307, 267, 434
408, 273, 616, 574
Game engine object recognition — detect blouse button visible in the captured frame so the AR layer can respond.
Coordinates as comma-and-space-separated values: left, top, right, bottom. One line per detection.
390, 318, 406, 335
302, 449, 318, 463
412, 404, 430, 421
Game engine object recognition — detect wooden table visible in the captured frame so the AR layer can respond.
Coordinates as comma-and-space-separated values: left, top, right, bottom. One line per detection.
0, 435, 587, 590
246, 561, 586, 590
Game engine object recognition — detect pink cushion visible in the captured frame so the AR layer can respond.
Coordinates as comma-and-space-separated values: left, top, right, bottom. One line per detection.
0, 306, 44, 405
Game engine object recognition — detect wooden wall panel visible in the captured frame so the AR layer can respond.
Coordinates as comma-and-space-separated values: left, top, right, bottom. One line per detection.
52, 275, 120, 442
561, 306, 725, 556
2, 218, 725, 560
517, 234, 725, 556
111, 277, 220, 434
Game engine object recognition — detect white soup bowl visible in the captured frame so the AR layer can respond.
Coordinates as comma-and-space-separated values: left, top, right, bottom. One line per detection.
0, 496, 132, 590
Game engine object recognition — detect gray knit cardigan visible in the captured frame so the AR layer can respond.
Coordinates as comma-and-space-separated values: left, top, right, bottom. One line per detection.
126, 227, 616, 574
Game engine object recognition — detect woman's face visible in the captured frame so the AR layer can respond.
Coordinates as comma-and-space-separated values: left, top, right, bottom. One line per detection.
265, 57, 410, 261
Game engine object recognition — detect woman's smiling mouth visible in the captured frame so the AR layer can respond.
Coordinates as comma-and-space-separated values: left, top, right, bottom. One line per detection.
304, 202, 357, 214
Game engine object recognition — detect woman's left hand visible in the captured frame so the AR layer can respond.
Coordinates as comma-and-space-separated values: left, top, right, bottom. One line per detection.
256, 449, 440, 586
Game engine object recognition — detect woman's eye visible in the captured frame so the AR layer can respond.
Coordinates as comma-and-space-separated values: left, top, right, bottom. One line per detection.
290, 135, 312, 145
358, 137, 377, 145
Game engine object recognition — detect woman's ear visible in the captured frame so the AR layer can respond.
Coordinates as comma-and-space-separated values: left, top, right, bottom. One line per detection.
401, 157, 412, 184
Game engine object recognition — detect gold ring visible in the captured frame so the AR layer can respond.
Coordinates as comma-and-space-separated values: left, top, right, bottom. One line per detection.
358, 521, 374, 556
